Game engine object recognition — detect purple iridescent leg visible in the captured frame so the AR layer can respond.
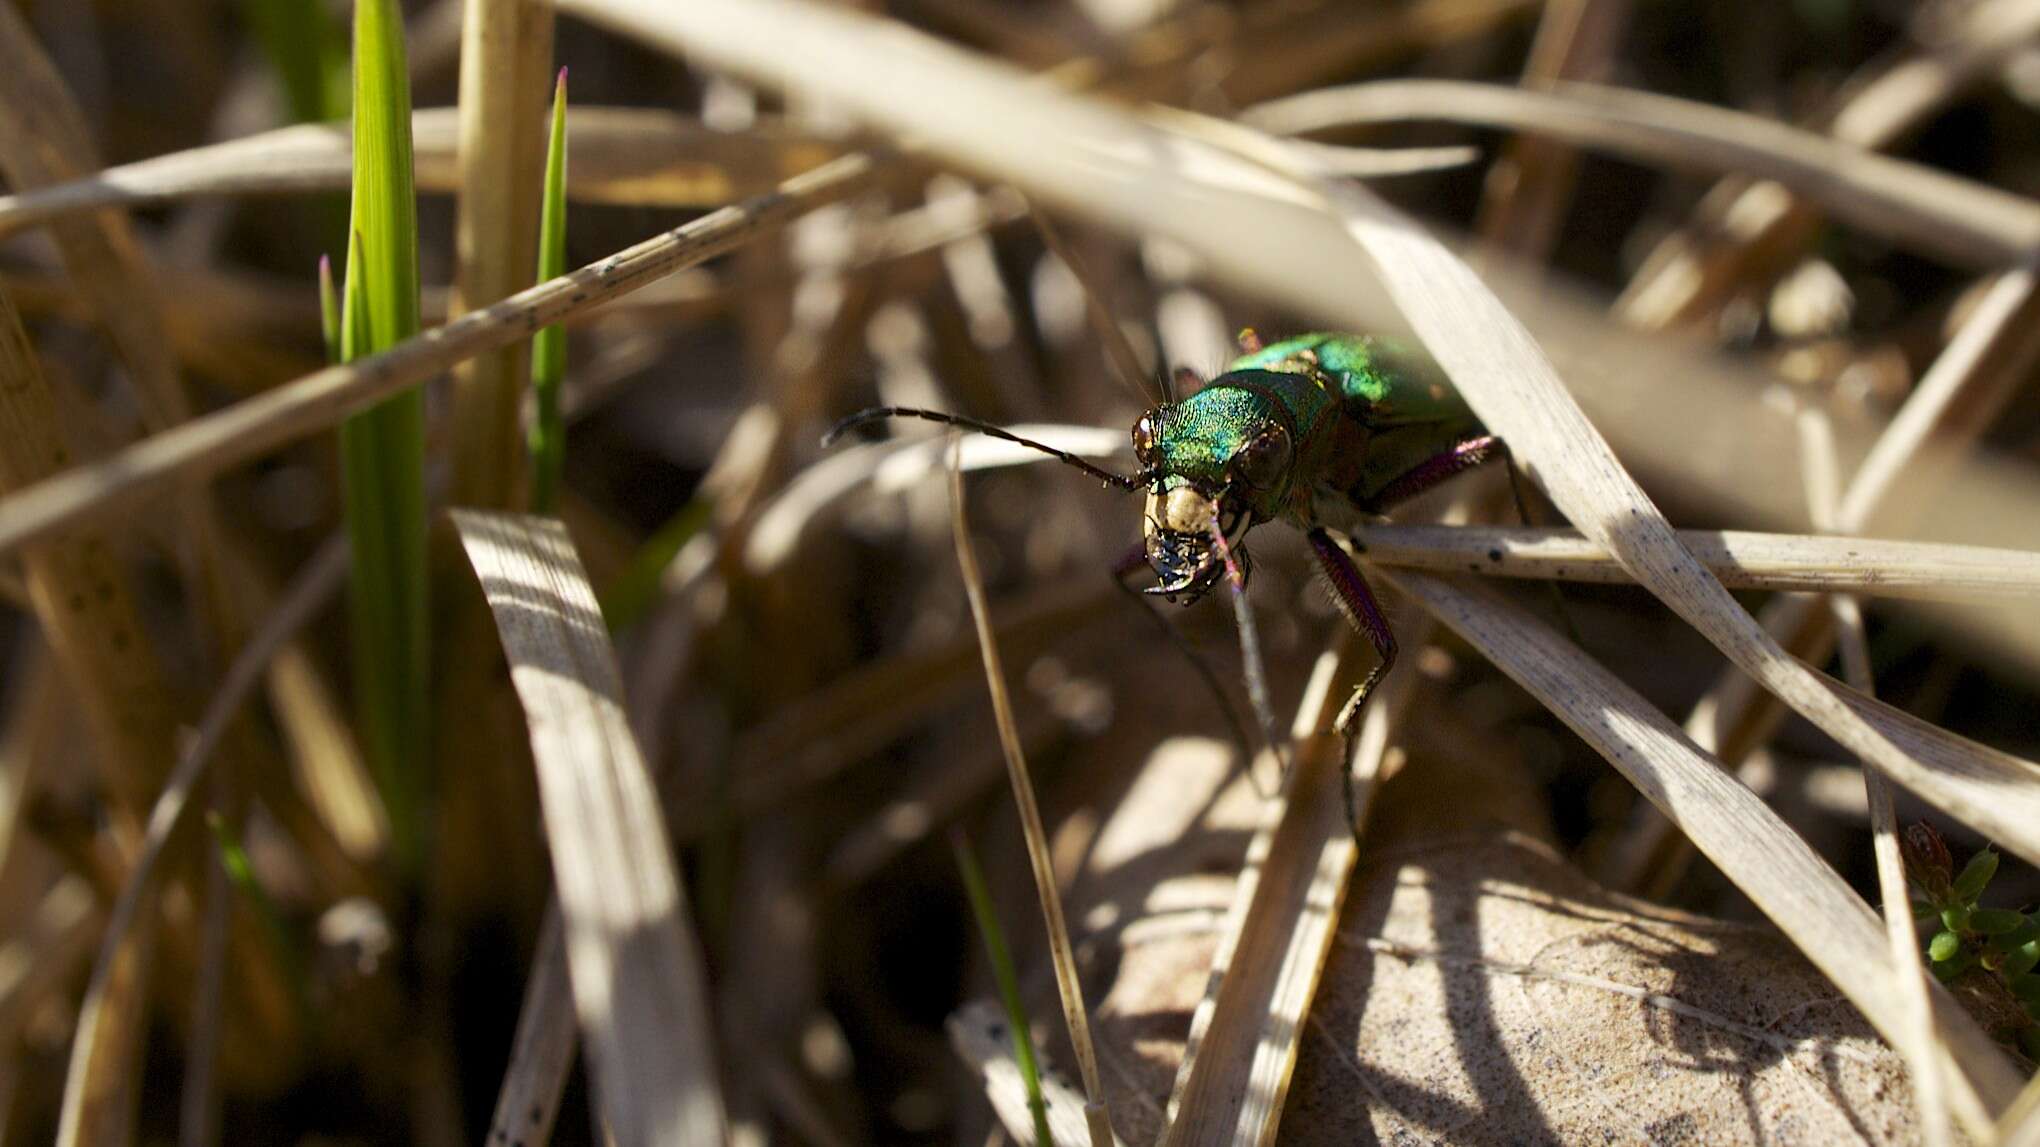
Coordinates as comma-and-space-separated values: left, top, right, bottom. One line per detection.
1307, 528, 1398, 839
1370, 434, 1539, 529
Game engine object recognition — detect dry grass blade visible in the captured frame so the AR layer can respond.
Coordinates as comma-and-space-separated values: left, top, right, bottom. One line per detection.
1798, 409, 1949, 1147
487, 904, 577, 1147
948, 447, 1113, 1147
1246, 79, 2040, 267
450, 510, 724, 1147
951, 1000, 1124, 1147
446, 0, 555, 509
1282, 154, 2040, 873
1353, 524, 2040, 600
1160, 625, 1393, 1145
0, 153, 875, 559
1607, 263, 2040, 895
1616, 0, 2040, 326
0, 3, 191, 435
57, 534, 347, 1147
1473, 0, 1629, 260
1840, 264, 2040, 535
0, 107, 841, 238
1375, 566, 2023, 1131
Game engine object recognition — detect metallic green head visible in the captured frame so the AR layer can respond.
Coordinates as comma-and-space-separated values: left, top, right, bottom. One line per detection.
1130, 371, 1305, 601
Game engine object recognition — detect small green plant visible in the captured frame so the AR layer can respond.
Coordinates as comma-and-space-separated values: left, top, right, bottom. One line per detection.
206, 811, 312, 1022
952, 830, 1052, 1147
529, 67, 570, 515
338, 0, 429, 875
1904, 822, 2040, 1058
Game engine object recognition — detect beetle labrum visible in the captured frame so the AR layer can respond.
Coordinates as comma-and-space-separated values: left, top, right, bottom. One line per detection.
826, 329, 1524, 828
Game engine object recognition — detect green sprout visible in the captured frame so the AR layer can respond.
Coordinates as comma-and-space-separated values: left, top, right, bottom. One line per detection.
1904, 822, 2040, 1059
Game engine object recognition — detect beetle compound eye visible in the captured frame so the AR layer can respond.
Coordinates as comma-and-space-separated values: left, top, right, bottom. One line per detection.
1131, 412, 1158, 462
1230, 425, 1292, 490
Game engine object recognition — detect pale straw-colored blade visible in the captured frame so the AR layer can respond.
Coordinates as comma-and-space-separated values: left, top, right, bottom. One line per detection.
0, 107, 841, 238
0, 154, 874, 559
1353, 523, 2040, 601
1245, 79, 2040, 267
1377, 566, 2022, 1133
951, 1000, 1127, 1147
485, 904, 577, 1147
451, 510, 725, 1147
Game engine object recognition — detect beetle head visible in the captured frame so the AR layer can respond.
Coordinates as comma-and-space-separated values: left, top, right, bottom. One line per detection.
1129, 389, 1295, 603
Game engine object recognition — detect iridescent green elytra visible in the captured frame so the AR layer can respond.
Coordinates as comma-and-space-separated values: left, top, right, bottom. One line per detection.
1133, 331, 1485, 600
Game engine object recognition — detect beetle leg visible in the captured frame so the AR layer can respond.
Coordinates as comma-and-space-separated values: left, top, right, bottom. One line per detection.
1110, 541, 1263, 786
1307, 528, 1397, 842
1371, 438, 1585, 647
1368, 434, 1509, 512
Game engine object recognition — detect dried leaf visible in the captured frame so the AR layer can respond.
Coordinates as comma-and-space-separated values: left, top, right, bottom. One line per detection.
452, 510, 725, 1147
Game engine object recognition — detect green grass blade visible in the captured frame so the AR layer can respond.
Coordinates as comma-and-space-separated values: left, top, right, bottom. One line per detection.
204, 811, 311, 1022
596, 495, 713, 632
951, 830, 1052, 1147
234, 0, 347, 124
338, 0, 428, 874
529, 67, 570, 514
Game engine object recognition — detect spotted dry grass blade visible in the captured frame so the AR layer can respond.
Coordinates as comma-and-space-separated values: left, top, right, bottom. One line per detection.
1353, 524, 2040, 601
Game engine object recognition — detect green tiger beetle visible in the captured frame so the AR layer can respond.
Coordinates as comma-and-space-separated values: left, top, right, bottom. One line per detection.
826, 329, 1527, 832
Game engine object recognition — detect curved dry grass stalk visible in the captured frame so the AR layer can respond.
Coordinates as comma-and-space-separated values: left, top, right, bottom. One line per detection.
1353, 523, 2040, 600
1244, 79, 2040, 267
0, 153, 875, 559
451, 510, 724, 1147
1161, 620, 1415, 1145
55, 535, 347, 1147
1234, 137, 2040, 869
1616, 0, 2040, 326
486, 904, 576, 1147
0, 107, 841, 239
949, 449, 1114, 1147
1607, 264, 2040, 895
1377, 566, 2021, 1134
1797, 408, 1950, 1147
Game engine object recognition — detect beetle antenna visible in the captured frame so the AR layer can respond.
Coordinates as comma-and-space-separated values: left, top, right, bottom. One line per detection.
824, 406, 1143, 490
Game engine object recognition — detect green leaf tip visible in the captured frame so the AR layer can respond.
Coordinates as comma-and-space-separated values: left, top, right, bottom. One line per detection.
951, 831, 1052, 1147
1952, 848, 2000, 903
529, 62, 571, 514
